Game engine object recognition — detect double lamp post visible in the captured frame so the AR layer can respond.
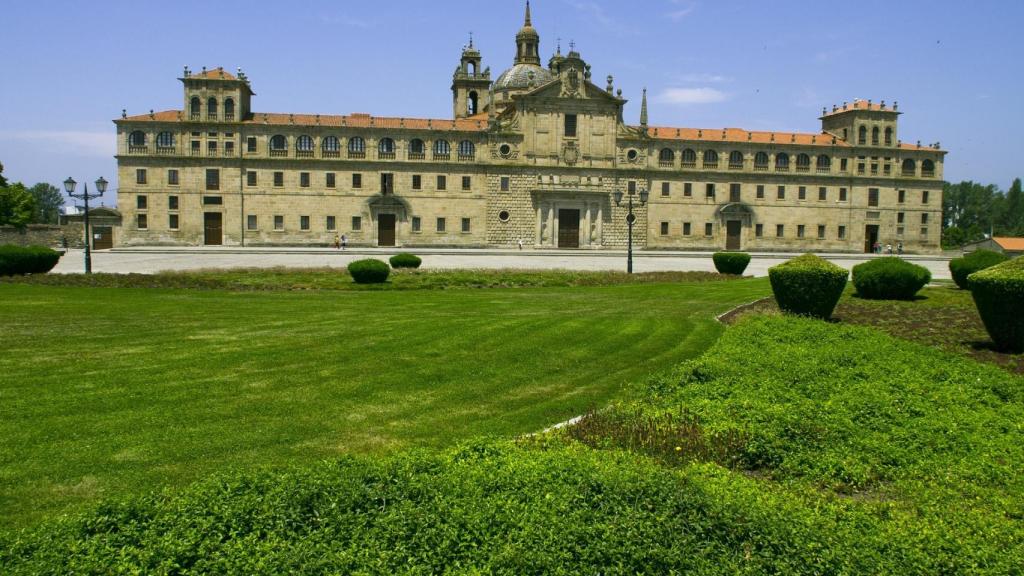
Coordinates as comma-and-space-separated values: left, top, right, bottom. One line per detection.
63, 176, 107, 274
613, 187, 648, 274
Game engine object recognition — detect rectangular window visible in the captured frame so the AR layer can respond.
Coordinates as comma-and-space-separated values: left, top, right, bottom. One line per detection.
628, 180, 637, 194
137, 213, 147, 229
798, 224, 806, 238
840, 158, 848, 172
247, 171, 257, 186
564, 114, 577, 138
705, 222, 713, 236
683, 222, 691, 236
868, 188, 879, 207
897, 226, 905, 236
136, 169, 147, 185
351, 216, 362, 231
839, 187, 848, 202
168, 195, 178, 210
167, 169, 179, 186
136, 195, 147, 209
326, 173, 336, 188
247, 215, 257, 230
817, 225, 825, 239
300, 172, 310, 188
462, 176, 471, 190
300, 215, 310, 231
274, 215, 284, 231
191, 140, 200, 154
897, 212, 905, 224
168, 213, 179, 230
437, 175, 447, 190
500, 176, 510, 191
352, 173, 362, 189
437, 217, 446, 232
776, 224, 785, 238
462, 217, 471, 233
274, 172, 284, 187
922, 190, 930, 204
839, 225, 847, 239
684, 182, 692, 197
798, 186, 807, 200
756, 185, 765, 199
818, 187, 827, 201
225, 141, 234, 155
729, 183, 741, 202
921, 227, 929, 237
381, 173, 394, 194
898, 189, 906, 203
202, 196, 222, 205
412, 175, 422, 190
206, 169, 220, 190
755, 223, 764, 237
660, 221, 669, 235
412, 216, 421, 232
921, 213, 929, 224
326, 215, 336, 231
777, 185, 785, 200
208, 141, 217, 155
247, 136, 257, 153
857, 163, 865, 175
706, 183, 715, 198
661, 182, 670, 196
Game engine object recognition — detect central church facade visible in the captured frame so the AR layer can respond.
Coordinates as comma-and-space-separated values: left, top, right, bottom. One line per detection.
115, 3, 946, 253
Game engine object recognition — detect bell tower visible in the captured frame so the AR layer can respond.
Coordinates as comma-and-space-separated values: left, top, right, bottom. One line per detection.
452, 35, 491, 118
515, 1, 541, 65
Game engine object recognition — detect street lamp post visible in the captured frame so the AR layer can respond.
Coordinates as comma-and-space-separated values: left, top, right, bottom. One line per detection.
64, 176, 107, 274
613, 187, 649, 274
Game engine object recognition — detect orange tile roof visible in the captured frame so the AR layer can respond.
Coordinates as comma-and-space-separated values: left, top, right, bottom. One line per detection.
190, 67, 237, 80
994, 237, 1024, 251
821, 98, 898, 117
118, 110, 488, 132
647, 126, 848, 148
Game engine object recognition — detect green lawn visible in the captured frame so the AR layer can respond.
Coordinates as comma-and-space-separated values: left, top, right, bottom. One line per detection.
0, 277, 768, 529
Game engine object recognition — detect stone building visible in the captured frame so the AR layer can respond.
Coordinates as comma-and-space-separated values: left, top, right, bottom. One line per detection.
114, 3, 946, 253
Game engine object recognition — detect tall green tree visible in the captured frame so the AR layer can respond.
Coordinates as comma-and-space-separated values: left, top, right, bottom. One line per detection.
1002, 178, 1023, 235
27, 183, 64, 224
0, 161, 8, 188
943, 180, 1002, 243
0, 182, 37, 228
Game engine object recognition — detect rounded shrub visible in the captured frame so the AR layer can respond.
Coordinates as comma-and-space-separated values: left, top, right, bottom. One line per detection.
949, 249, 1009, 289
768, 254, 848, 320
389, 253, 422, 269
712, 252, 751, 275
968, 256, 1024, 352
0, 245, 62, 276
851, 257, 931, 300
347, 258, 391, 284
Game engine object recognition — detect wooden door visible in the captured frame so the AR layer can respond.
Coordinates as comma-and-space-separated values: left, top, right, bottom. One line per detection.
378, 213, 396, 247
92, 226, 113, 250
864, 224, 879, 253
203, 212, 222, 246
726, 220, 742, 250
557, 209, 580, 248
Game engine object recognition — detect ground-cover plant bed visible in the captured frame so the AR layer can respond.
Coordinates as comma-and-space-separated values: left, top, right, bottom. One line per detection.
0, 277, 769, 529
0, 267, 738, 291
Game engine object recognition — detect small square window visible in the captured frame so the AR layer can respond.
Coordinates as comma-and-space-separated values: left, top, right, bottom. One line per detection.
352, 173, 362, 189
500, 176, 510, 191
202, 196, 222, 205
300, 172, 310, 188
683, 222, 692, 236
247, 215, 257, 230
247, 171, 258, 186
817, 225, 825, 239
326, 173, 336, 188
705, 183, 715, 198
274, 215, 284, 231
326, 216, 336, 231
351, 216, 362, 231
921, 213, 929, 224
818, 187, 826, 201
838, 225, 847, 239
412, 216, 421, 232
206, 169, 220, 191
684, 182, 692, 197
839, 187, 848, 202
437, 217, 446, 232
798, 186, 806, 200
777, 186, 785, 200
274, 172, 284, 187
755, 223, 764, 237
246, 136, 257, 153
776, 224, 785, 238
412, 175, 422, 190
136, 169, 147, 185
756, 185, 765, 199
136, 195, 147, 210
798, 224, 806, 238
167, 169, 179, 186
704, 223, 713, 236
137, 213, 148, 229
462, 217, 471, 233
462, 176, 471, 190
168, 195, 178, 210
897, 226, 905, 236
300, 215, 310, 230
660, 221, 669, 235
437, 175, 447, 190
661, 182, 670, 196
168, 214, 179, 230
920, 227, 929, 236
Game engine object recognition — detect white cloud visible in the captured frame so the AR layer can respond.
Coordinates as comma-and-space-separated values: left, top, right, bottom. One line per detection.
675, 72, 731, 84
656, 87, 728, 105
2, 131, 113, 158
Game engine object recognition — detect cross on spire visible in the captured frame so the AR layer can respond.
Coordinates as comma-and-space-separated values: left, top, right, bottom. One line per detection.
569, 39, 576, 52
468, 31, 473, 48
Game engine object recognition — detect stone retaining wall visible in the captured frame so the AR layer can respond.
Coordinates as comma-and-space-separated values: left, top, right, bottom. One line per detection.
0, 224, 85, 248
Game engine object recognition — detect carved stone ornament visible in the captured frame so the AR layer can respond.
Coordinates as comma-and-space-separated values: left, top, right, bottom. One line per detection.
561, 66, 582, 98
562, 141, 580, 165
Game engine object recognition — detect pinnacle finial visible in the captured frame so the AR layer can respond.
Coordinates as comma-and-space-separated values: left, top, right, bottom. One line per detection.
525, 0, 532, 26
468, 31, 473, 48
640, 87, 649, 127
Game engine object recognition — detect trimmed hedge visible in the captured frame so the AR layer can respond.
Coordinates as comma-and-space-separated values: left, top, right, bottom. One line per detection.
347, 259, 390, 284
389, 253, 422, 269
968, 256, 1024, 352
767, 254, 848, 319
851, 257, 931, 300
712, 252, 751, 275
950, 250, 1008, 289
0, 245, 61, 276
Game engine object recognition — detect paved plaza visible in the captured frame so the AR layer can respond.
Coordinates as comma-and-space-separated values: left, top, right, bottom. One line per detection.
51, 247, 954, 280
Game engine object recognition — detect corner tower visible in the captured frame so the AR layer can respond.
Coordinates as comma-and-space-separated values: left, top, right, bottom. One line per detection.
452, 37, 491, 119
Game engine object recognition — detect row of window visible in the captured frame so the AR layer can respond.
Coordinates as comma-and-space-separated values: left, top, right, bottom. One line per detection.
654, 181, 931, 206
135, 168, 480, 193
654, 222, 926, 240
136, 213, 473, 234
651, 149, 935, 174
127, 131, 480, 158
188, 96, 236, 121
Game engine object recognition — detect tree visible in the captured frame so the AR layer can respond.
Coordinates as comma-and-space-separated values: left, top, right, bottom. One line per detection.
27, 183, 63, 224
0, 161, 8, 188
943, 180, 1001, 242
1002, 178, 1023, 235
0, 182, 37, 228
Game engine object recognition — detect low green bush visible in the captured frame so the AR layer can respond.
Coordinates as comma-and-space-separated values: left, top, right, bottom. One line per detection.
851, 257, 931, 300
346, 259, 390, 284
969, 256, 1024, 352
389, 253, 422, 269
712, 252, 751, 275
0, 245, 61, 276
950, 250, 1008, 289
767, 253, 848, 319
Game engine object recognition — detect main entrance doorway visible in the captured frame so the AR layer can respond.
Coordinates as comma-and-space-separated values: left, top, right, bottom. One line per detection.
557, 209, 580, 248
92, 226, 113, 250
864, 224, 879, 253
203, 212, 222, 246
378, 213, 396, 247
726, 220, 742, 250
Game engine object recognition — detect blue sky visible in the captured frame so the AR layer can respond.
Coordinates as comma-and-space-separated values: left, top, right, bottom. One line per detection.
1, 0, 1021, 206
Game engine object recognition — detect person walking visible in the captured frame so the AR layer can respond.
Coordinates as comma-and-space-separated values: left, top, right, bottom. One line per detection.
341, 233, 348, 251
333, 233, 340, 250
886, 243, 893, 255
517, 238, 523, 250
897, 242, 903, 255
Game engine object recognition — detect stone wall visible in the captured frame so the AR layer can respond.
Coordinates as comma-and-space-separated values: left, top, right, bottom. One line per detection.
0, 224, 84, 248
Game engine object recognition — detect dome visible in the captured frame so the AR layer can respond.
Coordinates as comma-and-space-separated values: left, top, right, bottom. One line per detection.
493, 63, 554, 91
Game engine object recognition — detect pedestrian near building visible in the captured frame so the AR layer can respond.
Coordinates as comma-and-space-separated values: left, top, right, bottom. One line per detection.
341, 234, 348, 251
333, 234, 340, 249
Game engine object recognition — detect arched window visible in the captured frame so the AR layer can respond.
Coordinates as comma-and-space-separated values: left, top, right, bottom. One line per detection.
681, 148, 697, 166
224, 98, 235, 120
156, 131, 175, 148
322, 136, 340, 153
433, 139, 451, 156
796, 153, 811, 171
128, 130, 147, 147
921, 159, 935, 176
458, 140, 475, 158
858, 126, 867, 145
884, 127, 893, 145
754, 151, 769, 169
468, 91, 479, 115
816, 155, 831, 172
728, 150, 743, 168
378, 137, 396, 154
409, 138, 425, 157
190, 97, 201, 120
348, 136, 366, 153
658, 148, 675, 163
207, 97, 218, 120
270, 135, 288, 150
901, 158, 916, 175
776, 152, 790, 170
703, 150, 719, 168
296, 135, 314, 151
871, 126, 880, 145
